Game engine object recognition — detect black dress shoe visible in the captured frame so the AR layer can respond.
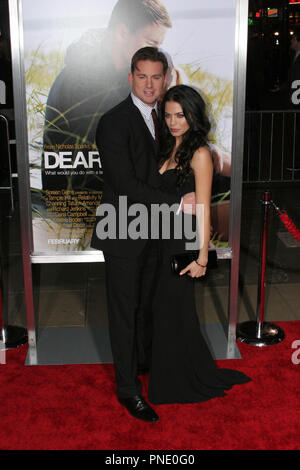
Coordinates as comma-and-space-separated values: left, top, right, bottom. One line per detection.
119, 395, 159, 422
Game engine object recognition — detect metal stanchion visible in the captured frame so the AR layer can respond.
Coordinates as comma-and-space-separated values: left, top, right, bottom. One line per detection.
0, 266, 28, 351
236, 190, 285, 346
0, 115, 28, 352
0, 227, 28, 351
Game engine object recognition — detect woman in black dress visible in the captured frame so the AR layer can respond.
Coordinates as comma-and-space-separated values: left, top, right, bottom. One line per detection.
148, 85, 250, 404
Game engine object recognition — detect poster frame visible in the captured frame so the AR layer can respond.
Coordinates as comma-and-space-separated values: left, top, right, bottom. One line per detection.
9, 0, 249, 363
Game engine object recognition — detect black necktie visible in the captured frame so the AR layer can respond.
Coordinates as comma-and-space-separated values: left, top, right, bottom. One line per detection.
151, 108, 159, 146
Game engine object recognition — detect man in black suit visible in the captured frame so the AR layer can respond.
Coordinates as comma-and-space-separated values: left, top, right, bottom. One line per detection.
91, 47, 194, 422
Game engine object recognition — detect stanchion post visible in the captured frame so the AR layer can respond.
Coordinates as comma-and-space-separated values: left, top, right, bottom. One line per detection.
0, 278, 5, 362
0, 228, 28, 351
256, 190, 271, 339
236, 190, 285, 346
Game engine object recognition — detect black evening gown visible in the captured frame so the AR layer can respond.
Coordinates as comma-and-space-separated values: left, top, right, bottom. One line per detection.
148, 169, 251, 405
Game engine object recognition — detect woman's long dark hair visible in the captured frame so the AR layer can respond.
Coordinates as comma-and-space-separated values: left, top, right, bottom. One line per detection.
159, 85, 211, 187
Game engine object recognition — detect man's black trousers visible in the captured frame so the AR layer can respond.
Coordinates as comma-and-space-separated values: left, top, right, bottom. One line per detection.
103, 240, 159, 399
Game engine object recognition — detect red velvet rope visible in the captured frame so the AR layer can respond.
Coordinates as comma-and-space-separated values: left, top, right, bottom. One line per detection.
275, 208, 300, 242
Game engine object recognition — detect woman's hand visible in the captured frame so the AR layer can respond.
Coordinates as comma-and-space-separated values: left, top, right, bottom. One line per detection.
180, 260, 207, 278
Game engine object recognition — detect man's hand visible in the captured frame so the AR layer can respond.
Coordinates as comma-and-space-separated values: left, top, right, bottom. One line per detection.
181, 192, 196, 215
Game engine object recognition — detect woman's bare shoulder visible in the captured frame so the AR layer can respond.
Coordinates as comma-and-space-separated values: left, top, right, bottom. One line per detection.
190, 146, 212, 170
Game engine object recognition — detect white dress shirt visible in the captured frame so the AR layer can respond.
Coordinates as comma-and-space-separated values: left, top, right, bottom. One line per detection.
131, 92, 157, 140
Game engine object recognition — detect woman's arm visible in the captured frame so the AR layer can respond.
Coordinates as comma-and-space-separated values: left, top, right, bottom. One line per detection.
180, 146, 213, 278
193, 146, 214, 265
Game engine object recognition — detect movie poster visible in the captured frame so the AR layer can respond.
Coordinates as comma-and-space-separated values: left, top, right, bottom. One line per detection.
22, 0, 236, 254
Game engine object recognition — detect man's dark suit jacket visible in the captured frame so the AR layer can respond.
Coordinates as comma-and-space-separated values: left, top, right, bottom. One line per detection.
90, 95, 181, 257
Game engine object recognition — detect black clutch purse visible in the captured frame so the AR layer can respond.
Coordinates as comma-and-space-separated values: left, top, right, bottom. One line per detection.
170, 249, 218, 275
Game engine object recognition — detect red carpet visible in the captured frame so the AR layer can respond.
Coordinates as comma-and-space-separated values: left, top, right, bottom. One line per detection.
0, 321, 299, 450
